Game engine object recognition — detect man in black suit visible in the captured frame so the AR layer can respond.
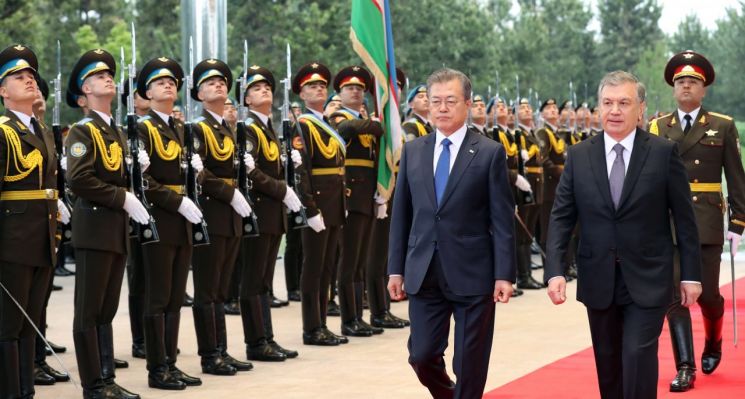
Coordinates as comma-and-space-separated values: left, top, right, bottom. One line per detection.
545, 70, 702, 399
388, 68, 516, 399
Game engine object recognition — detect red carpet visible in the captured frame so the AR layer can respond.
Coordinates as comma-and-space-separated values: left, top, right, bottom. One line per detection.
484, 278, 745, 398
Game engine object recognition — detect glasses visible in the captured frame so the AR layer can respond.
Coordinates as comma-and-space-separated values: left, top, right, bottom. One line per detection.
430, 97, 461, 109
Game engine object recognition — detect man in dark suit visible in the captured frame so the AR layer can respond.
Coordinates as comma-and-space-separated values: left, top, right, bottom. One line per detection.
545, 70, 702, 399
388, 68, 516, 399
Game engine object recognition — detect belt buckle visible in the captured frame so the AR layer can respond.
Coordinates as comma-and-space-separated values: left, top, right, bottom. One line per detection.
45, 189, 54, 199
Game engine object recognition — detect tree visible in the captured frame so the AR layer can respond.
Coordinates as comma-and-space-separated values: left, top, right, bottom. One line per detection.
596, 0, 663, 72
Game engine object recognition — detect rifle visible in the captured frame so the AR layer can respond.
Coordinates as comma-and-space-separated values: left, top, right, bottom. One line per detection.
514, 74, 533, 205
235, 40, 260, 238
126, 23, 159, 244
52, 41, 72, 243
184, 37, 210, 246
281, 43, 308, 229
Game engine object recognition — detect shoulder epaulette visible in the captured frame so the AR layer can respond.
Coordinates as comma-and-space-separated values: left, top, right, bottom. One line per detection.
75, 117, 92, 126
137, 115, 152, 123
708, 111, 733, 121
192, 116, 205, 123
244, 117, 256, 127
0, 116, 9, 125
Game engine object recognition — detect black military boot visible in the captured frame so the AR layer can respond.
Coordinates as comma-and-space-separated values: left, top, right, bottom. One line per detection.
128, 295, 146, 359
192, 304, 236, 376
18, 336, 37, 397
355, 282, 383, 334
260, 293, 298, 358
701, 315, 723, 374
144, 315, 185, 390
73, 328, 107, 399
668, 308, 696, 392
164, 312, 201, 386
242, 295, 285, 361
215, 304, 253, 371
98, 324, 140, 399
517, 244, 544, 289
1, 340, 21, 398
339, 283, 372, 337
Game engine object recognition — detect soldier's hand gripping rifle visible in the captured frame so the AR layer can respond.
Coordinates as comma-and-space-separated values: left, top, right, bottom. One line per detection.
281, 43, 308, 229
126, 24, 159, 244
52, 41, 73, 243
235, 40, 260, 238
514, 75, 533, 205
184, 37, 210, 246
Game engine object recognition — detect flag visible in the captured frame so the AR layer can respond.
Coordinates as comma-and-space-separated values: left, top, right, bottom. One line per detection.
350, 0, 402, 200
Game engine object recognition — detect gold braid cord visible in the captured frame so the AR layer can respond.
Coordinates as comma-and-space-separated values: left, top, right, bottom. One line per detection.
497, 132, 518, 157
144, 120, 181, 161
199, 122, 234, 161
358, 134, 375, 149
544, 128, 566, 154
570, 134, 579, 145
416, 122, 427, 137
87, 122, 123, 172
1, 124, 43, 185
520, 135, 539, 159
249, 124, 279, 162
304, 120, 338, 159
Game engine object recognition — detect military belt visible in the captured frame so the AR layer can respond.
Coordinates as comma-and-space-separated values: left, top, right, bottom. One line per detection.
525, 166, 543, 174
312, 167, 345, 176
0, 189, 58, 201
163, 185, 186, 195
345, 159, 375, 168
220, 178, 237, 187
690, 182, 721, 192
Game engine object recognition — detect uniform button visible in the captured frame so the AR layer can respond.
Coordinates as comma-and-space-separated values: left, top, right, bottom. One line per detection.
694, 159, 700, 165
693, 179, 699, 183
692, 196, 698, 202
93, 206, 98, 210
436, 216, 441, 221
316, 191, 320, 195
48, 214, 52, 220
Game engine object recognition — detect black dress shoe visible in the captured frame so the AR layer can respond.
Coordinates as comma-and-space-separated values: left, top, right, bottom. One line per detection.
326, 300, 341, 316
45, 340, 67, 355
371, 313, 406, 329
113, 358, 129, 369
105, 382, 140, 399
54, 265, 75, 277
34, 365, 56, 385
247, 342, 287, 361
303, 328, 340, 346
222, 352, 253, 371
201, 357, 237, 376
287, 290, 301, 302
169, 365, 202, 386
341, 320, 374, 337
669, 365, 696, 392
148, 369, 186, 390
182, 293, 194, 307
511, 287, 524, 297
38, 360, 70, 382
321, 326, 348, 344
223, 300, 241, 315
389, 312, 410, 327
517, 276, 544, 289
269, 340, 298, 358
357, 318, 383, 335
52, 284, 63, 291
131, 343, 146, 359
270, 295, 289, 308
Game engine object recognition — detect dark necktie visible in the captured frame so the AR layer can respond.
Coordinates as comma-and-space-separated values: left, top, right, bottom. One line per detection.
109, 118, 118, 132
30, 117, 43, 141
168, 117, 176, 131
221, 119, 229, 131
434, 138, 452, 206
683, 114, 692, 134
609, 143, 625, 209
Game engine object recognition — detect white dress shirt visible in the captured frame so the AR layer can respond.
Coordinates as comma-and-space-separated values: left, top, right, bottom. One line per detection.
604, 130, 636, 177
92, 109, 115, 127
206, 109, 224, 125
251, 110, 270, 127
433, 124, 468, 174
677, 107, 701, 129
10, 110, 35, 133
152, 109, 171, 126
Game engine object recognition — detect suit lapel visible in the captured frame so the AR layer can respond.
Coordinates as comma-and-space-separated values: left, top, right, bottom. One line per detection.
5, 111, 46, 153
663, 113, 685, 143
679, 109, 709, 156
588, 134, 614, 213
421, 133, 437, 210
617, 129, 650, 211
438, 130, 478, 210
150, 110, 178, 143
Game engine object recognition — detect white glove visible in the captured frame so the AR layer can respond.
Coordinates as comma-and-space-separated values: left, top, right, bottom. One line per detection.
60, 156, 67, 171
290, 149, 302, 168
243, 153, 255, 172
376, 202, 388, 219
230, 189, 253, 217
727, 231, 742, 257
178, 197, 203, 224
521, 149, 530, 161
307, 214, 326, 232
190, 154, 204, 173
57, 199, 71, 224
138, 149, 151, 171
123, 192, 150, 225
283, 186, 302, 212
515, 174, 532, 192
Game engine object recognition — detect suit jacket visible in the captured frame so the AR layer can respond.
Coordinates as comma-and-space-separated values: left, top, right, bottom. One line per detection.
388, 128, 517, 296
649, 109, 745, 244
544, 129, 702, 309
66, 111, 129, 254
0, 111, 59, 267
138, 110, 191, 246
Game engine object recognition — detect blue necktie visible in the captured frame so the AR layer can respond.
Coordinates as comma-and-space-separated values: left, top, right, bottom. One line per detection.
434, 138, 452, 205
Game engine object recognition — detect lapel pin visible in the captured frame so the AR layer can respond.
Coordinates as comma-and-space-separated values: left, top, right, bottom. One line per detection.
469, 149, 474, 154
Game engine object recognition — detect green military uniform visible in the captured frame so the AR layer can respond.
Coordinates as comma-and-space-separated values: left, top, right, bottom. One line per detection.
0, 45, 59, 399
650, 50, 745, 391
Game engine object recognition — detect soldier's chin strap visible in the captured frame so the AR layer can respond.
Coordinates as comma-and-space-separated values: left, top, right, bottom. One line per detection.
0, 280, 79, 389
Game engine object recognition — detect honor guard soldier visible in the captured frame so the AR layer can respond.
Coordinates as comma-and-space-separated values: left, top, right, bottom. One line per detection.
0, 44, 63, 399
189, 58, 254, 375
66, 49, 147, 399
323, 93, 342, 117
402, 84, 432, 141
292, 61, 348, 345
514, 98, 544, 289
136, 57, 203, 389
469, 94, 490, 138
649, 50, 745, 392
234, 65, 300, 361
329, 65, 385, 337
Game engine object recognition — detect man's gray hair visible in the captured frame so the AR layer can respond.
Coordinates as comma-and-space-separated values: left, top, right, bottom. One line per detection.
427, 68, 472, 101
597, 70, 646, 103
